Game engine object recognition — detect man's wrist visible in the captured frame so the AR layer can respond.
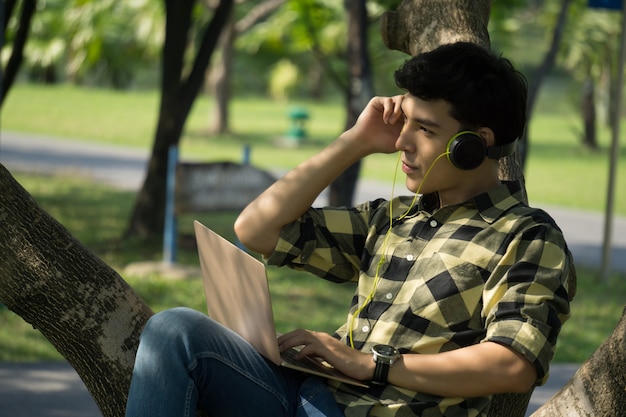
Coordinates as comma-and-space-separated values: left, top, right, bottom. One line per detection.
371, 344, 401, 385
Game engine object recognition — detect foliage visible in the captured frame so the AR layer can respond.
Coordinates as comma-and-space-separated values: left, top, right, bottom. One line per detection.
10, 0, 164, 87
488, 0, 532, 52
237, 0, 344, 54
558, 1, 622, 126
4, 0, 587, 99
268, 59, 300, 100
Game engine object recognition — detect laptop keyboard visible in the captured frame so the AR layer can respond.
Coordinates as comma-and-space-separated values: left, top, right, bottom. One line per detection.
281, 347, 334, 372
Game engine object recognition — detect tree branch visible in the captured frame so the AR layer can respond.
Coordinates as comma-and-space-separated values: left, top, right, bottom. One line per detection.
1, 0, 36, 107
235, 0, 286, 34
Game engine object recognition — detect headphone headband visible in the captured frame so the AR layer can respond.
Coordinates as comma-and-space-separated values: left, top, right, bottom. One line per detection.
486, 139, 517, 160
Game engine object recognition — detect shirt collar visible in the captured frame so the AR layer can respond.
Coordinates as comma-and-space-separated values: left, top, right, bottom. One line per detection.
418, 181, 526, 224
470, 180, 527, 224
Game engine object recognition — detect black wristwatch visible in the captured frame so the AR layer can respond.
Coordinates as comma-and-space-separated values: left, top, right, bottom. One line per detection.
371, 344, 401, 386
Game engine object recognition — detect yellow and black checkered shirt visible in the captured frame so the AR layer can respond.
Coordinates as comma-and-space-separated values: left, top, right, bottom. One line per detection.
266, 181, 571, 417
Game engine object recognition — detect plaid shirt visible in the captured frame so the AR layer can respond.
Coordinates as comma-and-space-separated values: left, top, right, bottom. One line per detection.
266, 181, 571, 417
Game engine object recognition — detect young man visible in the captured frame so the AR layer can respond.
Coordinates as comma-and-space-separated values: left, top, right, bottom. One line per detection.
125, 42, 571, 417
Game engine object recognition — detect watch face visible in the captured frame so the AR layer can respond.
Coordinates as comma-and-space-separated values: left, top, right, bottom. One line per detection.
372, 345, 400, 363
373, 345, 396, 357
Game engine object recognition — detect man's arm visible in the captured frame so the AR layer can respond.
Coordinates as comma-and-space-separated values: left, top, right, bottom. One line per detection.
388, 341, 537, 396
235, 96, 404, 256
279, 329, 536, 397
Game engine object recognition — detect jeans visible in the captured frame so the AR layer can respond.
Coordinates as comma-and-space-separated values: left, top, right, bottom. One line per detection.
125, 307, 345, 417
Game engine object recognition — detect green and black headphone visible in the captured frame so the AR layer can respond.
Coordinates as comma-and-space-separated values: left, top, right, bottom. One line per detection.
446, 131, 517, 170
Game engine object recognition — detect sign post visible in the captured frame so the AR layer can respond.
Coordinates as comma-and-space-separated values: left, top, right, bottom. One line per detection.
163, 145, 179, 265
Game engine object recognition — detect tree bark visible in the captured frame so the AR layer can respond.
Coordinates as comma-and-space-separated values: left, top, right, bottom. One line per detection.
0, 164, 154, 417
531, 308, 626, 416
381, 0, 491, 56
125, 0, 234, 238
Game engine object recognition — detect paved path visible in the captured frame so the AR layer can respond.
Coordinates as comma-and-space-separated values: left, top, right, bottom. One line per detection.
0, 130, 623, 416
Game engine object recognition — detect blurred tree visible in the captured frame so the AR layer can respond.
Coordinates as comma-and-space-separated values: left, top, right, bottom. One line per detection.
328, 0, 374, 207
234, 0, 377, 206
1, 0, 36, 106
516, 0, 574, 169
125, 0, 233, 238
560, 4, 622, 150
207, 0, 286, 134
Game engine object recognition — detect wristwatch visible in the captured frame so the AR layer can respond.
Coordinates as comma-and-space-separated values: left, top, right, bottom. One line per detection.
371, 344, 401, 386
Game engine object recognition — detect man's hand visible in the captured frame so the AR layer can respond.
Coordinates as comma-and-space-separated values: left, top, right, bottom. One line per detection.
344, 95, 406, 155
277, 329, 374, 382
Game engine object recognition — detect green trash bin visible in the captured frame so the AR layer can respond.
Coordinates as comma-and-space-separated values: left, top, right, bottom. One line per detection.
286, 107, 309, 146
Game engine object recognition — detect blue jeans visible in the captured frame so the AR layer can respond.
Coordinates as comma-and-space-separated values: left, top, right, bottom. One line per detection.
125, 307, 345, 417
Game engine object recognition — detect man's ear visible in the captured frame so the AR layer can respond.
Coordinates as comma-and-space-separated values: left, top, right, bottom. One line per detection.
477, 127, 496, 147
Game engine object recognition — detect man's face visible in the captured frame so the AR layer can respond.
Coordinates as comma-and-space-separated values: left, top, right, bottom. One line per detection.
396, 94, 466, 196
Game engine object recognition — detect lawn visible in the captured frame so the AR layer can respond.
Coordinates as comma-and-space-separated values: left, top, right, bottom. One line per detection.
0, 81, 625, 365
2, 82, 625, 215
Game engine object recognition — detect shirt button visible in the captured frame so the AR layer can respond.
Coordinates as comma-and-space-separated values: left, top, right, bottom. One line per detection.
362, 325, 370, 333
429, 219, 438, 228
385, 292, 394, 300
406, 254, 415, 261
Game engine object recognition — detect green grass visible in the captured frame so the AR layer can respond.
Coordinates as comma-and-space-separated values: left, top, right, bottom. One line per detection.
555, 275, 626, 363
0, 82, 625, 364
2, 82, 625, 214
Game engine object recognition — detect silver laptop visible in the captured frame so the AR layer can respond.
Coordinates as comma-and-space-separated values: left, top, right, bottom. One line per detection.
193, 220, 368, 388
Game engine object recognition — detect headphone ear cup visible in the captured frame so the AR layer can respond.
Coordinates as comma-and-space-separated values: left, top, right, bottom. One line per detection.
447, 131, 487, 170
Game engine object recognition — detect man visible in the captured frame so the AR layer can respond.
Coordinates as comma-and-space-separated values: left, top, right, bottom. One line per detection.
125, 42, 571, 417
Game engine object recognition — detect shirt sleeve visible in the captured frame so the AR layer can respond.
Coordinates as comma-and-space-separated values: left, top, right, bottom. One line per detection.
265, 204, 372, 283
482, 216, 572, 385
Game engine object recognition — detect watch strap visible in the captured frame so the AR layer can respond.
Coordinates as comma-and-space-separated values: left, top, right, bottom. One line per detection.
372, 360, 390, 385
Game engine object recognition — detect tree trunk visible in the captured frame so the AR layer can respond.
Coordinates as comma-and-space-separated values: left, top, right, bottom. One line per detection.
581, 77, 598, 150
209, 11, 235, 135
208, 0, 286, 136
1, 0, 36, 107
0, 164, 154, 417
381, 0, 491, 56
531, 308, 626, 416
518, 0, 573, 171
125, 0, 234, 238
328, 0, 374, 207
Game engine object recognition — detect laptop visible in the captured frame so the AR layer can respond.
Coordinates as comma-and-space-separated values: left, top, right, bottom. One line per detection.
193, 220, 368, 388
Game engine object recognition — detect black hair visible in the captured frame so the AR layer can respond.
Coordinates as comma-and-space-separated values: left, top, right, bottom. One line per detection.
394, 42, 527, 145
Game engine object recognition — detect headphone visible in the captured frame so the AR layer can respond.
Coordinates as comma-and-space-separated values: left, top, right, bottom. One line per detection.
446, 131, 517, 170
